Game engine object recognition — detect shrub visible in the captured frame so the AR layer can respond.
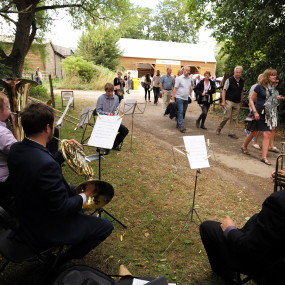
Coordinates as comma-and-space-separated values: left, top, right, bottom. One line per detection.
61, 56, 95, 83
29, 85, 49, 101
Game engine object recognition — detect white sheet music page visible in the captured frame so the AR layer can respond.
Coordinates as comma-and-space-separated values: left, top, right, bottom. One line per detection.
87, 115, 122, 149
183, 135, 210, 169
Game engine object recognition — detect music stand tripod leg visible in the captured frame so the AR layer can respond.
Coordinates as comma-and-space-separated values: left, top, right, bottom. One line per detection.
189, 169, 202, 223
91, 208, 127, 229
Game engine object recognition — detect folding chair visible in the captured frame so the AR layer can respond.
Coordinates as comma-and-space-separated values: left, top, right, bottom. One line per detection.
0, 206, 64, 284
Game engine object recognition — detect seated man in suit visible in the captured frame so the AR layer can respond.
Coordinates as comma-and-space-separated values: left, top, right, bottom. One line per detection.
7, 103, 114, 265
200, 188, 285, 285
96, 83, 129, 151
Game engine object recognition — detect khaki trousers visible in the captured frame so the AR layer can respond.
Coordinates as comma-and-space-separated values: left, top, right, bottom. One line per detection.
218, 100, 241, 135
163, 89, 172, 110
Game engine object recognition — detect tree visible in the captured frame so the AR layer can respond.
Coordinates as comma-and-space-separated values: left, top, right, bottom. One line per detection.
0, 0, 129, 77
150, 0, 198, 43
187, 0, 285, 85
119, 6, 153, 39
76, 25, 121, 71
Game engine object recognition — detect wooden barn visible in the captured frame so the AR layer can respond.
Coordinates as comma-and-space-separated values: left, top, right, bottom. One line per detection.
0, 36, 74, 79
117, 38, 216, 77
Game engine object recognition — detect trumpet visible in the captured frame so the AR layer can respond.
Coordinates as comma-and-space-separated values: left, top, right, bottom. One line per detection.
274, 154, 285, 192
59, 139, 114, 210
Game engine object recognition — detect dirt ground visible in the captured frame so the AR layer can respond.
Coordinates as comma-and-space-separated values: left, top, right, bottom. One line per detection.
59, 87, 283, 205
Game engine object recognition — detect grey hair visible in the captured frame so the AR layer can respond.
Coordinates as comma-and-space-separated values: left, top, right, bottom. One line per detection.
234, 66, 243, 72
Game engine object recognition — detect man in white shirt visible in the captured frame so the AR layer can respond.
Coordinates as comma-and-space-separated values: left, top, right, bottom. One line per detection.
171, 66, 192, 133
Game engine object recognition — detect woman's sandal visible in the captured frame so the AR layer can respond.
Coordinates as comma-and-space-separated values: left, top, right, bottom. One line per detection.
260, 158, 271, 165
241, 146, 250, 155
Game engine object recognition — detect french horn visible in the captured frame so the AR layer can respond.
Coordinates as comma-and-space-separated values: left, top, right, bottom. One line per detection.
60, 139, 114, 210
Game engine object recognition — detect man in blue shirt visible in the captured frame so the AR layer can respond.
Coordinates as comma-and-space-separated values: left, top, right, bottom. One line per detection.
160, 68, 174, 111
96, 83, 129, 151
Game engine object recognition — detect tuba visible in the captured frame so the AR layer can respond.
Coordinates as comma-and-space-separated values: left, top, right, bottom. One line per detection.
60, 139, 114, 210
0, 78, 37, 140
274, 153, 285, 192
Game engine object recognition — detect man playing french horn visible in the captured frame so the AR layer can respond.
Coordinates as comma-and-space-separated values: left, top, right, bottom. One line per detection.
7, 103, 114, 265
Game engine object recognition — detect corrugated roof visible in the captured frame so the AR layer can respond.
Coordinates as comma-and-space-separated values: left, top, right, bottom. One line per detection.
118, 38, 216, 63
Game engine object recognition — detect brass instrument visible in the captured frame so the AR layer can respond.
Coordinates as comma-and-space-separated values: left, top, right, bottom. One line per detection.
60, 139, 114, 210
0, 78, 37, 140
29, 96, 80, 127
274, 154, 285, 192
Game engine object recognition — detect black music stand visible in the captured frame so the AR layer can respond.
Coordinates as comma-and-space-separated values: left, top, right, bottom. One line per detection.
86, 116, 127, 229
119, 99, 146, 151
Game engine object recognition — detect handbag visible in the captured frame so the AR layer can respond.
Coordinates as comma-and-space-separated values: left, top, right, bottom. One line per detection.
244, 111, 256, 132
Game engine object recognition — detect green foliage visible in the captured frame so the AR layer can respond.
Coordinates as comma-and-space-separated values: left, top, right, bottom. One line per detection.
119, 6, 153, 39
150, 0, 198, 43
187, 0, 285, 87
29, 85, 49, 101
61, 56, 95, 83
119, 0, 199, 43
58, 61, 115, 90
76, 25, 121, 70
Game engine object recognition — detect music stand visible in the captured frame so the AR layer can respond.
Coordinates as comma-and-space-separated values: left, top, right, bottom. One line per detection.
124, 99, 146, 151
87, 115, 127, 228
172, 136, 217, 223
74, 106, 96, 143
163, 137, 216, 255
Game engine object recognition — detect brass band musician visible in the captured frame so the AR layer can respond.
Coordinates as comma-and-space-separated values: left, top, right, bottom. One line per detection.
7, 103, 114, 265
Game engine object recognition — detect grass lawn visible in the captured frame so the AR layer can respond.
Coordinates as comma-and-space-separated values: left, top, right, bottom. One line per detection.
0, 95, 259, 284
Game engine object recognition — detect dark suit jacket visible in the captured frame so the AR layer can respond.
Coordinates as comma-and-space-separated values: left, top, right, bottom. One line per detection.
7, 138, 84, 246
194, 79, 216, 104
227, 190, 285, 273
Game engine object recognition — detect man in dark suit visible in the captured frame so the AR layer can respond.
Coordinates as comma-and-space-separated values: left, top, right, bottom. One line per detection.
7, 103, 114, 264
200, 189, 285, 284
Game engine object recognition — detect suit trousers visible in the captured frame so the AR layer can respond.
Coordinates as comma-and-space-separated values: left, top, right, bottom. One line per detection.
59, 214, 114, 263
218, 100, 241, 135
200, 221, 240, 279
114, 124, 129, 148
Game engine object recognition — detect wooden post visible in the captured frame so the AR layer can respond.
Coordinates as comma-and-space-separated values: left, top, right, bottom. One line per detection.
49, 74, 55, 108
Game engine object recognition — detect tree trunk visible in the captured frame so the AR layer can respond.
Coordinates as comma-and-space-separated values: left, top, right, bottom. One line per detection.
1, 1, 38, 77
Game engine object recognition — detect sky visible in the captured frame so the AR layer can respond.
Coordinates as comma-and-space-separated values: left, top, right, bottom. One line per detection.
45, 0, 215, 50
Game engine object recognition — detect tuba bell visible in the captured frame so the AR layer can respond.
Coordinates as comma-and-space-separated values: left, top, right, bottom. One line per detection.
274, 153, 285, 192
0, 78, 37, 140
60, 139, 114, 210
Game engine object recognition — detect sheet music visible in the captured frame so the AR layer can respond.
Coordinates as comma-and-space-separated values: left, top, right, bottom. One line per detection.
132, 278, 176, 285
183, 135, 210, 169
56, 97, 74, 126
87, 115, 122, 149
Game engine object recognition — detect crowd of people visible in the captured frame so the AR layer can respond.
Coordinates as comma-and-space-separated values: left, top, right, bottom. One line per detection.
1, 63, 285, 284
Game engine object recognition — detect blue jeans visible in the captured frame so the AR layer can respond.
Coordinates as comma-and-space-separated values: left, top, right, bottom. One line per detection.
176, 98, 189, 128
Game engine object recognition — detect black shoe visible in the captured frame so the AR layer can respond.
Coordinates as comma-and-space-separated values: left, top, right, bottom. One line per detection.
179, 127, 186, 133
200, 125, 207, 130
112, 145, 121, 151
196, 120, 200, 128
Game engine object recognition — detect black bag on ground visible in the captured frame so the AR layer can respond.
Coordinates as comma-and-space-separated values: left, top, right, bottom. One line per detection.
53, 265, 115, 285
244, 111, 256, 132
